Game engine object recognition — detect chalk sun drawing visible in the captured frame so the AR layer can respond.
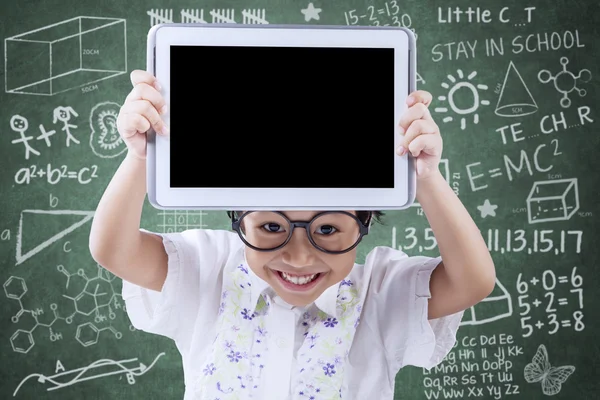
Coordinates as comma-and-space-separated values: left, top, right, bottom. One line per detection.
434, 69, 490, 130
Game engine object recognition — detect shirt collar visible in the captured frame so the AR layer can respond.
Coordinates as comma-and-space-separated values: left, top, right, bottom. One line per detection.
247, 263, 341, 319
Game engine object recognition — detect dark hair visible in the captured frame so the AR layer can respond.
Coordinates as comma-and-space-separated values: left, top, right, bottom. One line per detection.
226, 211, 385, 226
361, 210, 385, 225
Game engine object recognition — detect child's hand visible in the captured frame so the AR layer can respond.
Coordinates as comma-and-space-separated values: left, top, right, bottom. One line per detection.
396, 90, 442, 180
116, 70, 169, 160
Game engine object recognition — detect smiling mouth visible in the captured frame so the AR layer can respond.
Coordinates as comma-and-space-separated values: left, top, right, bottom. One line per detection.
278, 271, 320, 285
272, 269, 326, 291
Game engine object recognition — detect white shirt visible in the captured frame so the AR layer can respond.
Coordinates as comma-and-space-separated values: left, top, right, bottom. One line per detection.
122, 228, 463, 399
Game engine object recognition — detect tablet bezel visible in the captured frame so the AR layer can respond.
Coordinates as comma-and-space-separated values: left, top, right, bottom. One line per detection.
146, 23, 416, 210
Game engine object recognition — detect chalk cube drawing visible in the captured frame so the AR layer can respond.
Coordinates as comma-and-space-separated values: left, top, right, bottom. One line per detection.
527, 178, 579, 223
4, 16, 127, 95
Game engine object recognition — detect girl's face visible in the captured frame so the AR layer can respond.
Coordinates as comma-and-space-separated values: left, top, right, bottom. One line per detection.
243, 211, 358, 307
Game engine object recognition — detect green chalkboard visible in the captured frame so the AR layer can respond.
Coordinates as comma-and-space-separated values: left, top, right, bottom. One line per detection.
1, 0, 599, 399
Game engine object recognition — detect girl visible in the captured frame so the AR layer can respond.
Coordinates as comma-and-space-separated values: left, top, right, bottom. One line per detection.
89, 69, 496, 400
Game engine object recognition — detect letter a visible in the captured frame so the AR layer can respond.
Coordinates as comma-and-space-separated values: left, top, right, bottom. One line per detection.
55, 360, 65, 373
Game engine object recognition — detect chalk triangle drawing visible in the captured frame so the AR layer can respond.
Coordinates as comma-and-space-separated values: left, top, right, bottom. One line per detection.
460, 278, 512, 326
16, 210, 95, 265
495, 61, 538, 117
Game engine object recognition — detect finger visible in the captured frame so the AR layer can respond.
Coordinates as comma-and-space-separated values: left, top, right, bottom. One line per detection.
398, 119, 439, 153
398, 102, 432, 133
130, 69, 161, 91
117, 112, 151, 139
119, 99, 167, 136
125, 82, 167, 116
405, 133, 442, 158
406, 90, 433, 107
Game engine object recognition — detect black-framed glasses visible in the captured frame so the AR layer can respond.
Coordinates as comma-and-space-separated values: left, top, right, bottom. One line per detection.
231, 211, 372, 254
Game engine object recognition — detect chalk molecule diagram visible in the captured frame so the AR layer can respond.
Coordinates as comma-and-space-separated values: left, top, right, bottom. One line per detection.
538, 57, 591, 108
4, 264, 130, 354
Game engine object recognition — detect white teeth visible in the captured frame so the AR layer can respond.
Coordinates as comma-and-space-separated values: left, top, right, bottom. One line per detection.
281, 272, 318, 285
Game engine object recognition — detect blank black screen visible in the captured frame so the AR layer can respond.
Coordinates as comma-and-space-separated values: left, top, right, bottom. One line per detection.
169, 45, 395, 188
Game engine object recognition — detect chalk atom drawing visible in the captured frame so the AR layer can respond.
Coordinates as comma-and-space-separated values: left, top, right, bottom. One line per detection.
4, 16, 127, 96
538, 57, 591, 108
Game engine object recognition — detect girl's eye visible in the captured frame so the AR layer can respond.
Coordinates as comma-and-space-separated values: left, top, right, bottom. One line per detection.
262, 223, 284, 232
314, 225, 337, 235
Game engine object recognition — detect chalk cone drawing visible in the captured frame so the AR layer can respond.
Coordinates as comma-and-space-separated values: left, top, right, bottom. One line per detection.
527, 179, 579, 224
16, 210, 95, 265
460, 278, 512, 326
13, 352, 166, 395
524, 344, 575, 396
5, 16, 127, 95
539, 57, 591, 108
434, 69, 490, 130
495, 61, 538, 117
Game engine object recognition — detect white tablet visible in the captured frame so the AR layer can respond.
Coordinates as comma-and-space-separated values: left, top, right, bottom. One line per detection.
146, 23, 416, 210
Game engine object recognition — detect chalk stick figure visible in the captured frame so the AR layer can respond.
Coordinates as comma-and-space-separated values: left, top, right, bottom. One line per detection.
53, 106, 80, 147
10, 115, 40, 160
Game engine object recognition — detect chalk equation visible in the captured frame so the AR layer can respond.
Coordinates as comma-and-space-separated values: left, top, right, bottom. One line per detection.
14, 164, 99, 185
343, 1, 417, 38
517, 267, 585, 337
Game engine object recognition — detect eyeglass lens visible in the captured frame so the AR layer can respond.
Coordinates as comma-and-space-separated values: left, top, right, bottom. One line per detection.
238, 211, 361, 252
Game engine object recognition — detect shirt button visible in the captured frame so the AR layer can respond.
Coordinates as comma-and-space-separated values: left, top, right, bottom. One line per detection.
276, 337, 289, 348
